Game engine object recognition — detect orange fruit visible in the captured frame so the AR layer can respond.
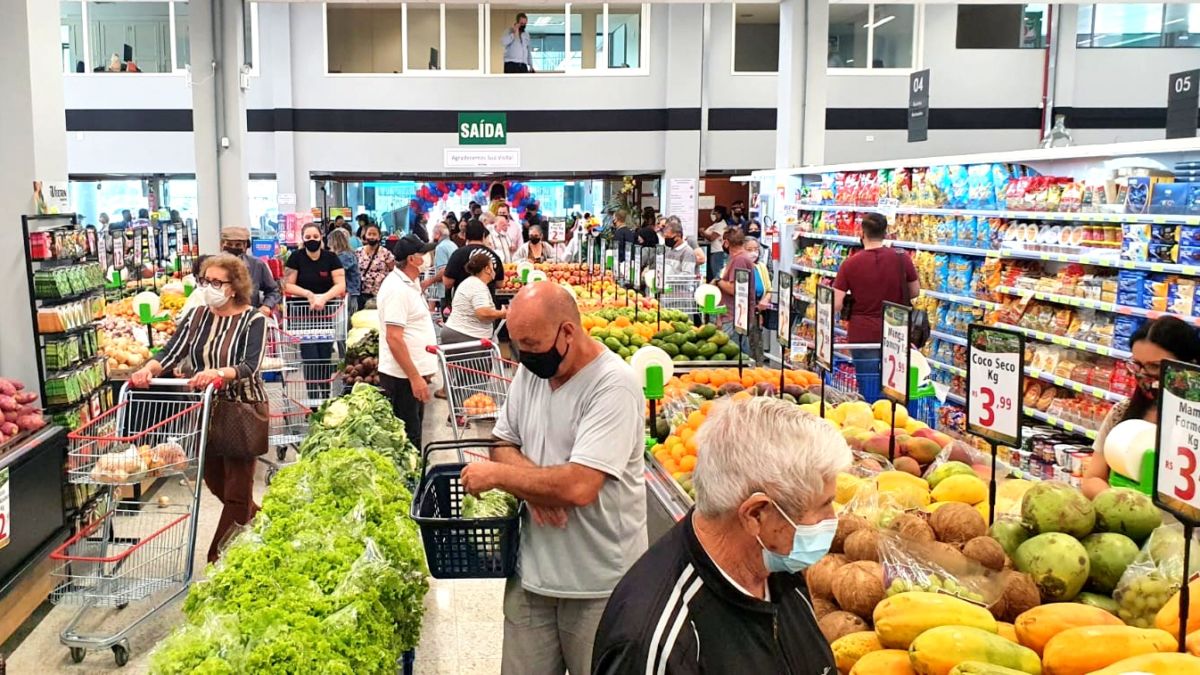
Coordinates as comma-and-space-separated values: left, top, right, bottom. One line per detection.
654, 450, 671, 465
670, 444, 686, 460
699, 401, 714, 415
686, 410, 705, 429
684, 436, 698, 454
732, 391, 753, 402
679, 455, 697, 472
692, 371, 710, 385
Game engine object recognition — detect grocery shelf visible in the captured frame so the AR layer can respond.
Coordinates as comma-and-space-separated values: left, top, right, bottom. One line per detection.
791, 202, 1200, 227
800, 317, 848, 336
995, 285, 1200, 328
922, 290, 1002, 311
946, 392, 965, 406
992, 322, 1132, 359
890, 240, 996, 257
1023, 407, 1099, 441
795, 292, 816, 304
1024, 367, 1125, 403
795, 231, 860, 244
792, 263, 838, 278
927, 359, 966, 378
930, 330, 967, 347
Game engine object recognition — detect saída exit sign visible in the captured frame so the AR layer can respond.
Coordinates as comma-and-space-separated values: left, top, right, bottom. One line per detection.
458, 112, 507, 145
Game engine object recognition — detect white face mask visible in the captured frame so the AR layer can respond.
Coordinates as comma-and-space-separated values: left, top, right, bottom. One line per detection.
201, 285, 229, 308
413, 255, 431, 273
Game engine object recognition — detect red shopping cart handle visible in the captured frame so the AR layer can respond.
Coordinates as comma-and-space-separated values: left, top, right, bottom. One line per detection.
463, 450, 490, 462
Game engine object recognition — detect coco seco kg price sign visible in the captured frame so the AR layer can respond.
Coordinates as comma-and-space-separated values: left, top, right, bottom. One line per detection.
814, 284, 835, 374
881, 302, 911, 404
966, 325, 1024, 448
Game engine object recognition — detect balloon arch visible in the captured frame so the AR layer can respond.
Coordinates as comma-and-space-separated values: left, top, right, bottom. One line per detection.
408, 181, 537, 217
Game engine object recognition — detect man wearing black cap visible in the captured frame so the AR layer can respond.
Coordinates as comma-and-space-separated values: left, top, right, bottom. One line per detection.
443, 219, 505, 305
378, 234, 439, 449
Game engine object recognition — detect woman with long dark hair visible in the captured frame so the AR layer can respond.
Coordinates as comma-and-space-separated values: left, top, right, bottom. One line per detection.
1083, 316, 1200, 498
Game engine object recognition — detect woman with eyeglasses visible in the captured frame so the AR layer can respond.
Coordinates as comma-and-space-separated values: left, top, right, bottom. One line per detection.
1083, 316, 1200, 499
130, 254, 269, 563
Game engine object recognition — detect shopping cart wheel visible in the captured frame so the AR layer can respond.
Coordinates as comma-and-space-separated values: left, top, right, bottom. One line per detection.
112, 643, 129, 667
116, 602, 128, 610
69, 647, 86, 663
275, 446, 288, 461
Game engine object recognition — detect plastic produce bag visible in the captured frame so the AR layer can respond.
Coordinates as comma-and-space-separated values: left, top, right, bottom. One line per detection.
841, 482, 907, 528
1113, 524, 1200, 628
878, 530, 1005, 607
149, 612, 246, 675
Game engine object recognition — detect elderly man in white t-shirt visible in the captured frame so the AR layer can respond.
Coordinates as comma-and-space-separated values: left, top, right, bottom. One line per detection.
377, 235, 438, 450
461, 282, 648, 675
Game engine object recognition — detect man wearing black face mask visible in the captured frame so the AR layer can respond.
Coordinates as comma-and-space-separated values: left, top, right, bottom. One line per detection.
502, 12, 534, 74
460, 282, 647, 675
219, 226, 281, 315
661, 218, 698, 276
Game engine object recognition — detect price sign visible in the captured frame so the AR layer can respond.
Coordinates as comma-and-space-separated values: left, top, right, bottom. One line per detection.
97, 233, 108, 271
599, 239, 608, 272
549, 220, 566, 243
587, 235, 596, 269
632, 245, 643, 288
1154, 360, 1200, 524
654, 244, 666, 293
881, 302, 911, 404
966, 325, 1024, 448
734, 269, 751, 336
0, 467, 9, 551
1167, 69, 1200, 140
113, 233, 125, 268
814, 284, 834, 373
777, 273, 793, 346
133, 231, 144, 267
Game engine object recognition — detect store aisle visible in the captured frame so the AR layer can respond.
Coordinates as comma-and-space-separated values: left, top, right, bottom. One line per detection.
4, 395, 506, 674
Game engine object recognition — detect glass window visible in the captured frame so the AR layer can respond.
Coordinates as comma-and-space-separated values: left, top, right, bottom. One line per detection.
248, 179, 278, 233
732, 3, 779, 73
175, 1, 189, 69
828, 4, 870, 68
871, 4, 914, 67
1078, 3, 1199, 48
829, 3, 915, 69
607, 5, 641, 68
327, 3, 403, 73
61, 1, 85, 73
956, 4, 1048, 49
406, 5, 441, 70
88, 1, 172, 73
445, 5, 482, 70
569, 4, 605, 71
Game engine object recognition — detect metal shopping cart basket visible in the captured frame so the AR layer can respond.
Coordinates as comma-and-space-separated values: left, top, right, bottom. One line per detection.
411, 439, 521, 579
281, 297, 348, 342
52, 379, 216, 666
426, 339, 514, 438
661, 273, 701, 321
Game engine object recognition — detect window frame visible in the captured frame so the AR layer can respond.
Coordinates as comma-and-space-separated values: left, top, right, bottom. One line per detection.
1076, 2, 1199, 49
730, 2, 781, 76
321, 1, 651, 78
826, 2, 924, 76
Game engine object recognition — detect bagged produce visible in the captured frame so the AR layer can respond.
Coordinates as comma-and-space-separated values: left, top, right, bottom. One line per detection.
878, 531, 1005, 607
1113, 524, 1200, 628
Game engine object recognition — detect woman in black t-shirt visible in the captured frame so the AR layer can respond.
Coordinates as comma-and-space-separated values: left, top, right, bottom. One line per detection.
283, 224, 346, 402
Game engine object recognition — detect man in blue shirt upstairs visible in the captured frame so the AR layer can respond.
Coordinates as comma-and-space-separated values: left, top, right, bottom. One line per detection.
502, 13, 534, 73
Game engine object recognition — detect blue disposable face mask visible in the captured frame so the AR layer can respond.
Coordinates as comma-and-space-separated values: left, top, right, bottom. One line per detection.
757, 500, 838, 574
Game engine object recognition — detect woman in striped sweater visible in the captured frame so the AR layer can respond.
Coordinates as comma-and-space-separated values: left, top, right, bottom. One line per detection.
131, 254, 269, 562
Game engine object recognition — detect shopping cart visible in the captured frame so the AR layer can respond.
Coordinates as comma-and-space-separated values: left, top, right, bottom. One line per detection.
661, 273, 701, 321
281, 297, 348, 342
411, 439, 521, 579
52, 379, 216, 667
824, 349, 941, 425
426, 339, 514, 438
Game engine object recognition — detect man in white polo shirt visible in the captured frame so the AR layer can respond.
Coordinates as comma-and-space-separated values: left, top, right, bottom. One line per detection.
377, 234, 439, 450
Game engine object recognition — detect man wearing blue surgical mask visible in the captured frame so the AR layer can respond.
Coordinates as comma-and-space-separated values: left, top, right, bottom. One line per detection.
593, 397, 847, 675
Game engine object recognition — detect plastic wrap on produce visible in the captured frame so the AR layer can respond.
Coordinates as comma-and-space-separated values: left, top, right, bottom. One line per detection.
1113, 524, 1200, 629
878, 530, 1005, 608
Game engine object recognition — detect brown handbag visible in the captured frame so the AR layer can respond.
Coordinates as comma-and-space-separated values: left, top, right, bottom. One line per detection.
206, 399, 270, 459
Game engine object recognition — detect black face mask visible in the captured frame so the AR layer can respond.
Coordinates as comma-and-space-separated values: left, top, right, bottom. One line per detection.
518, 24, 526, 32
520, 324, 568, 379
365, 238, 380, 246
223, 245, 246, 257
304, 240, 321, 253
529, 235, 542, 244
664, 236, 678, 248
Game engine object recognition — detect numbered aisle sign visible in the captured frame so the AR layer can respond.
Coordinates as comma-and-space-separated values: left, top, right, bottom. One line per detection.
814, 284, 835, 373
1154, 360, 1200, 524
1167, 69, 1200, 140
654, 245, 666, 292
966, 325, 1024, 448
881, 302, 911, 404
777, 273, 794, 347
734, 269, 751, 336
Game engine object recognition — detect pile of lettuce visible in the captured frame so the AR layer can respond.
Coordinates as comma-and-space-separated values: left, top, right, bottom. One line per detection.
148, 449, 429, 674
300, 383, 421, 487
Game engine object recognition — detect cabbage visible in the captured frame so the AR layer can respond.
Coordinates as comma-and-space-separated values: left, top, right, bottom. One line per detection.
350, 310, 379, 331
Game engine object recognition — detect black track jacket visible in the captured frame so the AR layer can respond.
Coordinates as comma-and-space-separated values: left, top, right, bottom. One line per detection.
592, 511, 836, 675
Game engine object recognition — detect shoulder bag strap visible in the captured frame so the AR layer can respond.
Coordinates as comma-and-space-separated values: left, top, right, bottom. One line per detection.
895, 249, 911, 306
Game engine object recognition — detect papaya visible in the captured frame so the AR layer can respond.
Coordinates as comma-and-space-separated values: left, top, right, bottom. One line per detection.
908, 625, 1041, 675
1190, 628, 1200, 656
996, 622, 1018, 643
876, 471, 933, 509
874, 591, 997, 649
1041, 625, 1175, 675
949, 663, 1032, 675
1087, 652, 1200, 675
1155, 578, 1200, 639
931, 474, 988, 505
849, 649, 915, 675
1012, 603, 1125, 655
830, 631, 883, 674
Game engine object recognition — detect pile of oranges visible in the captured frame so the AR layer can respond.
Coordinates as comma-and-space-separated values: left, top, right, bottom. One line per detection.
462, 393, 498, 416
650, 393, 751, 480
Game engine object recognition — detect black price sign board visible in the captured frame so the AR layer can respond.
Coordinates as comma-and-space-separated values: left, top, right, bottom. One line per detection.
734, 269, 751, 336
777, 273, 793, 346
814, 284, 835, 373
1167, 69, 1200, 140
654, 244, 666, 293
966, 325, 1024, 449
908, 69, 930, 143
881, 302, 911, 404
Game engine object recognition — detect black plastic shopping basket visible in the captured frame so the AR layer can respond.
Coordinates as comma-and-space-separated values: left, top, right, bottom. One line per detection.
410, 439, 522, 579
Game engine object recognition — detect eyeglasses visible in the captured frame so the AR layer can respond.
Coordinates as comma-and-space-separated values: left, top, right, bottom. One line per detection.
1126, 360, 1162, 377
197, 277, 229, 289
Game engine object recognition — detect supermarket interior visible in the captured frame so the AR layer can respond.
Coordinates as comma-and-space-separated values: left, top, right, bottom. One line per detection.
4, 0, 1200, 674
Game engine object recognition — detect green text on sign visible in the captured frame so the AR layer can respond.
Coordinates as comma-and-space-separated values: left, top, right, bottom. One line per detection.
458, 112, 507, 145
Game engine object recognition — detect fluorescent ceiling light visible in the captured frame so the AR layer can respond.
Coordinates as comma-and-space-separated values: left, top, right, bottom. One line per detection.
1106, 33, 1162, 47
846, 59, 855, 63
1164, 18, 1185, 26
864, 15, 895, 29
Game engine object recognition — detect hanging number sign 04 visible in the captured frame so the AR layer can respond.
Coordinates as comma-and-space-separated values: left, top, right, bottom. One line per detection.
814, 284, 834, 373
966, 324, 1024, 448
734, 269, 751, 336
881, 302, 911, 404
1154, 360, 1200, 524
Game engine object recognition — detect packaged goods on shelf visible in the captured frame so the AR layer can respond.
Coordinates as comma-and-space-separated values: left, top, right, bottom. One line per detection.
32, 263, 105, 300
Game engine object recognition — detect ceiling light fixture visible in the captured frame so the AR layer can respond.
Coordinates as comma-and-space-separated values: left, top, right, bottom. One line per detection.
864, 15, 895, 29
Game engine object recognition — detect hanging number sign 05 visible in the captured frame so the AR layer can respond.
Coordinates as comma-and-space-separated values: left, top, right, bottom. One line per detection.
881, 302, 911, 404
777, 273, 794, 347
966, 324, 1024, 448
814, 284, 835, 373
1167, 69, 1200, 140
734, 269, 751, 336
1154, 360, 1200, 524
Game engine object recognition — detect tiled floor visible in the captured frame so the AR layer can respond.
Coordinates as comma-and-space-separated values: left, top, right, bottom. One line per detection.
4, 393, 506, 674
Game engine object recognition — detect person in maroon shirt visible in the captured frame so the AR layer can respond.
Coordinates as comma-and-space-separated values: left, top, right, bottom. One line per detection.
832, 213, 920, 397
714, 228, 755, 328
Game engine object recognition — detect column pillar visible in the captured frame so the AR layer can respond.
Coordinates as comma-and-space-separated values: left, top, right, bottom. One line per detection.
775, 0, 827, 170
662, 3, 704, 241
190, 0, 249, 251
0, 0, 69, 388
